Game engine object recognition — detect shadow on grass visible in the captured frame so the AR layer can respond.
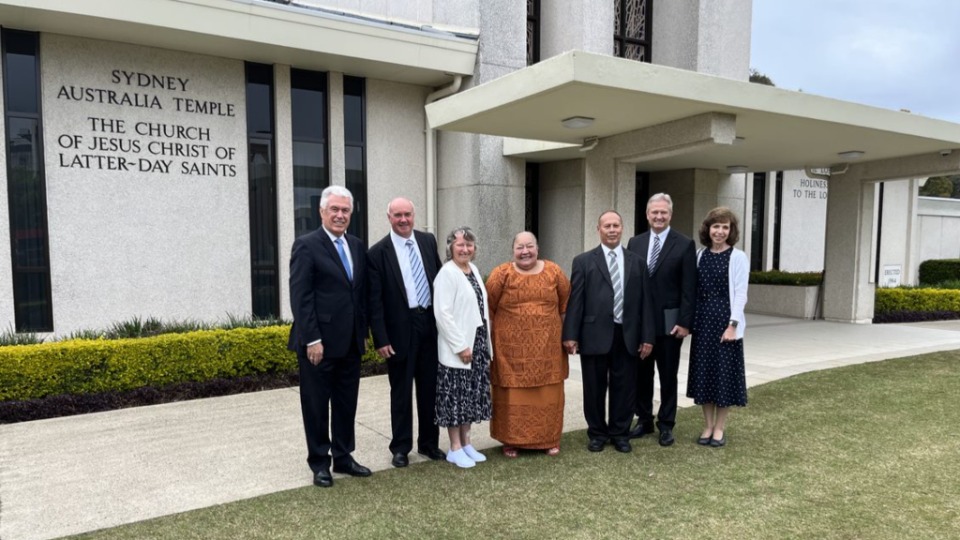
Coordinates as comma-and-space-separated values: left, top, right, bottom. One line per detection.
72, 351, 960, 540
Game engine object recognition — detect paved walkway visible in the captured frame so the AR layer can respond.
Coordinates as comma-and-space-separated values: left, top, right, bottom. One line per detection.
3, 315, 960, 540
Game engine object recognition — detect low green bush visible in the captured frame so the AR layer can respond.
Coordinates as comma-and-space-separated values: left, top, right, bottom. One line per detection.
875, 288, 960, 315
0, 325, 385, 403
749, 270, 823, 286
919, 259, 960, 286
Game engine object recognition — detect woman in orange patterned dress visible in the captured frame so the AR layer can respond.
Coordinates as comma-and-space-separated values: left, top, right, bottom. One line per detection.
486, 231, 571, 457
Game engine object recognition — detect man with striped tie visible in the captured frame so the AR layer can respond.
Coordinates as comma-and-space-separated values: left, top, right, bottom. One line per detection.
367, 197, 445, 468
563, 210, 655, 453
627, 193, 697, 447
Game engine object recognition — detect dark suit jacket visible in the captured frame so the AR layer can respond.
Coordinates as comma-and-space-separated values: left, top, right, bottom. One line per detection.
626, 229, 697, 335
287, 228, 367, 358
562, 245, 655, 355
367, 230, 442, 355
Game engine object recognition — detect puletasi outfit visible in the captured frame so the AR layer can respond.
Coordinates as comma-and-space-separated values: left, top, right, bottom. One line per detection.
434, 272, 493, 427
687, 247, 747, 407
486, 261, 571, 449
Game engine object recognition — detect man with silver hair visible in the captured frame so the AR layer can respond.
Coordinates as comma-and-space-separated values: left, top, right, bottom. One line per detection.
288, 185, 372, 487
626, 193, 697, 447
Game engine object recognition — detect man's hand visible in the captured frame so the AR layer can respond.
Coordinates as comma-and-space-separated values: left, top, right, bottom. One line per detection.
307, 342, 324, 365
562, 340, 578, 354
458, 347, 473, 364
670, 325, 690, 339
638, 343, 653, 359
377, 344, 396, 359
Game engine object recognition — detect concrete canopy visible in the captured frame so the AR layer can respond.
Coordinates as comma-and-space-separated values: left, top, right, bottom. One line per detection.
0, 0, 477, 86
426, 51, 960, 173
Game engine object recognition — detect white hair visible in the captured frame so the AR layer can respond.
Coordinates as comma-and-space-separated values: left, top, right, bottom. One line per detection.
647, 193, 674, 212
320, 186, 354, 210
386, 198, 416, 214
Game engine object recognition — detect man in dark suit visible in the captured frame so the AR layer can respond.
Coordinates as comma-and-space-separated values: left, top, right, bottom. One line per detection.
288, 185, 372, 488
562, 210, 655, 453
367, 197, 445, 468
626, 193, 697, 447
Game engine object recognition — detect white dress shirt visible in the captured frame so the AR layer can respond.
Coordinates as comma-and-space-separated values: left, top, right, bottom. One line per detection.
390, 230, 429, 308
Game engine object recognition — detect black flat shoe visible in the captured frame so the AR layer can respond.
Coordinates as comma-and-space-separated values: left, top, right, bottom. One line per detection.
697, 436, 712, 446
391, 453, 409, 468
313, 467, 333, 488
333, 460, 373, 477
709, 436, 726, 448
658, 429, 675, 447
417, 447, 446, 461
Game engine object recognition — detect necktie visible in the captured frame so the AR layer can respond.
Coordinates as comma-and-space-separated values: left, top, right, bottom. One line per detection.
608, 251, 623, 322
648, 234, 661, 276
335, 238, 353, 281
406, 239, 431, 307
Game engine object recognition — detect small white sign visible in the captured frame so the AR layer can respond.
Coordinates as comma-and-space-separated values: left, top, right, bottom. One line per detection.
883, 264, 902, 288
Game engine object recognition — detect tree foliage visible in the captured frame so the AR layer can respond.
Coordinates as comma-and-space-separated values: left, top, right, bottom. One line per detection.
749, 68, 775, 86
919, 175, 960, 198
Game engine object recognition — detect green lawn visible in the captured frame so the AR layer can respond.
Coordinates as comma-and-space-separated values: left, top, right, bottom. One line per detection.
75, 352, 960, 540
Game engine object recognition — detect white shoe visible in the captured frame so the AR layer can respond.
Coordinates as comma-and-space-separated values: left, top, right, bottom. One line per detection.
446, 448, 475, 468
462, 444, 487, 463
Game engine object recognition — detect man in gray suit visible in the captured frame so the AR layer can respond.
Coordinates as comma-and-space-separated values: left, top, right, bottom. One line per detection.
627, 193, 697, 447
562, 210, 656, 453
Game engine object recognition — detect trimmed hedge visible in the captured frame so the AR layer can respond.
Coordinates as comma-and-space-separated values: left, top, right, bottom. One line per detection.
919, 259, 960, 286
750, 270, 823, 286
0, 326, 295, 402
874, 288, 960, 323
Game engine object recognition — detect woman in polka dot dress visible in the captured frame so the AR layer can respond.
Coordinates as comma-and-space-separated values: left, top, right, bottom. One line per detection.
687, 207, 749, 448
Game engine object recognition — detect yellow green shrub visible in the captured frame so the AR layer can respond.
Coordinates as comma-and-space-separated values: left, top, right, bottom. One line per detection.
0, 326, 295, 402
875, 288, 960, 314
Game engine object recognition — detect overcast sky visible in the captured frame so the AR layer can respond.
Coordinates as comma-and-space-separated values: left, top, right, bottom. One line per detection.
750, 0, 960, 123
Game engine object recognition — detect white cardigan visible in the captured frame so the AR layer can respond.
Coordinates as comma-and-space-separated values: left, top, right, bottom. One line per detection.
696, 247, 749, 340
433, 260, 493, 369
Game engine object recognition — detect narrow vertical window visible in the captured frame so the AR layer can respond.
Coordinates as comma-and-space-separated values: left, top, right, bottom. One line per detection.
634, 171, 650, 234
3, 29, 53, 332
343, 76, 367, 244
750, 172, 766, 271
526, 0, 541, 65
614, 0, 652, 62
290, 68, 329, 238
773, 171, 783, 270
524, 163, 540, 236
245, 62, 279, 318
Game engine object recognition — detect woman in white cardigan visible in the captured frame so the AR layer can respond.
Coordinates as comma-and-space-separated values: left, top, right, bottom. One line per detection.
687, 207, 749, 448
433, 226, 493, 468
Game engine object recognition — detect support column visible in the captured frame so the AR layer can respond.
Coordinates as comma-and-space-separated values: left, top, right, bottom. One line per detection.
822, 173, 875, 323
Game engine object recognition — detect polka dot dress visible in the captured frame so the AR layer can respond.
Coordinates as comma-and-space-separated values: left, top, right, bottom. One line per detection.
686, 248, 747, 408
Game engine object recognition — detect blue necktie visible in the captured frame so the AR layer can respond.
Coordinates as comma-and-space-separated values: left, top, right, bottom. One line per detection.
335, 238, 352, 281
406, 239, 431, 307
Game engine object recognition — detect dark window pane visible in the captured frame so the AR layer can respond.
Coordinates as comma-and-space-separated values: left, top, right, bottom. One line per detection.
245, 64, 274, 136
13, 271, 50, 331
4, 53, 38, 114
8, 118, 46, 268
343, 77, 364, 144
291, 69, 327, 141
293, 141, 327, 237
248, 139, 279, 317
345, 145, 366, 242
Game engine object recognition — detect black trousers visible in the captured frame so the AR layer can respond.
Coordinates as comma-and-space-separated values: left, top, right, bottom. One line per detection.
298, 336, 361, 473
387, 309, 440, 455
635, 333, 683, 430
581, 324, 637, 442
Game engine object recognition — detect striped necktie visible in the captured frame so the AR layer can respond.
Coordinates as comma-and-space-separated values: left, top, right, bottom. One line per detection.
608, 251, 623, 322
648, 234, 661, 276
406, 239, 431, 307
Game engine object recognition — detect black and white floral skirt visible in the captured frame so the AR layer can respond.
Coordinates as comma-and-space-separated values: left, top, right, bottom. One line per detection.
435, 325, 493, 427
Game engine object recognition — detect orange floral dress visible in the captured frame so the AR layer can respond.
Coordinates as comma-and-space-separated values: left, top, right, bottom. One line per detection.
485, 260, 570, 449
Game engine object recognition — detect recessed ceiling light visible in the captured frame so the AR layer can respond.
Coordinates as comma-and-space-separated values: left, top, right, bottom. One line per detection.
837, 150, 865, 160
561, 116, 595, 129
726, 165, 748, 174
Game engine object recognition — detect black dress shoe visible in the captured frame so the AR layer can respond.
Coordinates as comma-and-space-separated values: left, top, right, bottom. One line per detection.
587, 438, 606, 452
333, 460, 373, 477
658, 429, 675, 447
613, 439, 632, 453
710, 436, 726, 448
697, 436, 712, 446
313, 467, 333, 488
628, 422, 655, 439
417, 447, 446, 461
391, 453, 409, 468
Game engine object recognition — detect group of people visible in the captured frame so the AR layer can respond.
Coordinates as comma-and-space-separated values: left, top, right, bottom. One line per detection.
287, 185, 748, 488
